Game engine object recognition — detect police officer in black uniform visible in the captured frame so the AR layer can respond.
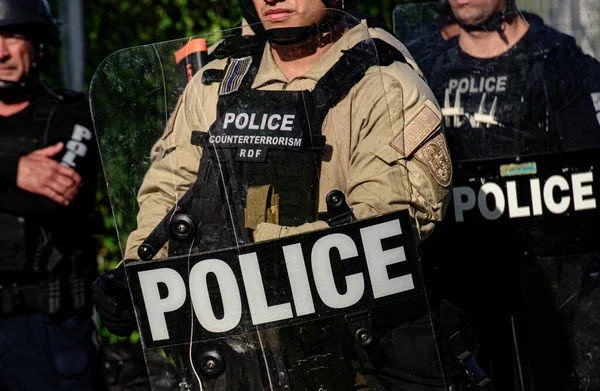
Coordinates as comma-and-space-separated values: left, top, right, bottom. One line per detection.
415, 0, 600, 389
0, 0, 100, 389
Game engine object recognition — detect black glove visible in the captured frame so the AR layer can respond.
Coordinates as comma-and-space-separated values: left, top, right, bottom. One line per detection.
92, 267, 137, 337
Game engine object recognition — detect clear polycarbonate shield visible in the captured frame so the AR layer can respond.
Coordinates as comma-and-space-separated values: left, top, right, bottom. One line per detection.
90, 9, 447, 391
396, 2, 600, 390
393, 1, 442, 48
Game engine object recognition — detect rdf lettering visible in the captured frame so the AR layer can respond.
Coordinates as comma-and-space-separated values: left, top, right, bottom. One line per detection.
360, 219, 414, 298
138, 268, 187, 341
312, 234, 364, 309
282, 244, 315, 317
238, 149, 263, 159
239, 252, 293, 325
478, 182, 505, 220
189, 259, 242, 333
544, 175, 570, 214
453, 187, 477, 223
572, 172, 596, 211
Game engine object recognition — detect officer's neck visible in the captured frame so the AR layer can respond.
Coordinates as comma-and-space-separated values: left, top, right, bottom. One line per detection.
0, 79, 37, 116
458, 15, 530, 58
0, 93, 31, 117
441, 24, 460, 41
271, 34, 335, 81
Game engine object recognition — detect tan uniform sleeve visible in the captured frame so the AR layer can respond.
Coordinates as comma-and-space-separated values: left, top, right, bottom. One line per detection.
350, 64, 451, 243
124, 84, 205, 260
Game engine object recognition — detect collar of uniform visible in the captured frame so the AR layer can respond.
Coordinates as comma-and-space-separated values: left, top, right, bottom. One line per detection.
251, 20, 372, 89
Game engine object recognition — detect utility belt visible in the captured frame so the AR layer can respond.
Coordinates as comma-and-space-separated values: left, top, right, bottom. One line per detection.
0, 274, 93, 318
0, 212, 96, 317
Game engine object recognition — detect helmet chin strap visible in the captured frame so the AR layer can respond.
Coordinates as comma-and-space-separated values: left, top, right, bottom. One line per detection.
264, 7, 344, 46
266, 23, 332, 46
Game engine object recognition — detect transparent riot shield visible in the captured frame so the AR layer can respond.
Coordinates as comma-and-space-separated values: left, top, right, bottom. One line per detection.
393, 1, 442, 46
90, 9, 451, 391
392, 2, 458, 77
396, 2, 600, 390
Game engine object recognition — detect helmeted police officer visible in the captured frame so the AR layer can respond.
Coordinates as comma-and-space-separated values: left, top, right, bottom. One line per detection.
415, 0, 600, 389
92, 0, 465, 389
0, 0, 100, 389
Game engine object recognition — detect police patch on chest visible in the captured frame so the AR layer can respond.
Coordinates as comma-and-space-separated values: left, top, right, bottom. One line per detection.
208, 107, 304, 162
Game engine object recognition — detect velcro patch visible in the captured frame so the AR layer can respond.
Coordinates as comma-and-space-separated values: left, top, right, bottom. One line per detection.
415, 133, 452, 188
390, 101, 441, 157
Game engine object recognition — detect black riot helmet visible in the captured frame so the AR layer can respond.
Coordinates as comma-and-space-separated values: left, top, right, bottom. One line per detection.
238, 0, 358, 45
0, 0, 61, 45
0, 0, 61, 92
444, 0, 518, 33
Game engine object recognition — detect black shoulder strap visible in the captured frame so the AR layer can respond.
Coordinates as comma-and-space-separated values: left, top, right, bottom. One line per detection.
312, 38, 408, 126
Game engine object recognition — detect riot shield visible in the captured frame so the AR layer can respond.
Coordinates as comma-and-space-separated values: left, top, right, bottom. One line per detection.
431, 150, 600, 391
393, 1, 441, 46
396, 2, 600, 390
392, 2, 457, 77
90, 10, 450, 390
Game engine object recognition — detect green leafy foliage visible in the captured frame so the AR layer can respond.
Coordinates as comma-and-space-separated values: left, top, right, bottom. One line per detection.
85, 0, 242, 85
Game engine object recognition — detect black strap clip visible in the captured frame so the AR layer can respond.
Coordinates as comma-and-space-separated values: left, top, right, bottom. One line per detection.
450, 331, 492, 390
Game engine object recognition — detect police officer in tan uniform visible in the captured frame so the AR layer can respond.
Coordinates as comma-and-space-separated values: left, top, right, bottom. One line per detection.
92, 0, 462, 388
94, 0, 452, 357
122, 0, 450, 261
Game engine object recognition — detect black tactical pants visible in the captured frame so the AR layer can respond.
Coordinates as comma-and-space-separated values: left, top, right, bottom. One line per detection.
0, 313, 97, 390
